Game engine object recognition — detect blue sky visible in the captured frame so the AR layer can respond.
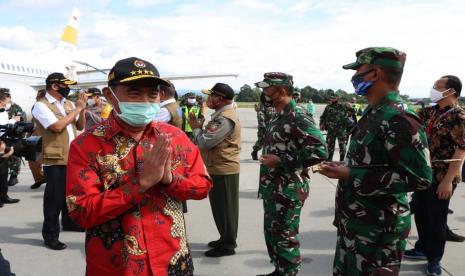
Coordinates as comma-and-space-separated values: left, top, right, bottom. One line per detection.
0, 0, 464, 98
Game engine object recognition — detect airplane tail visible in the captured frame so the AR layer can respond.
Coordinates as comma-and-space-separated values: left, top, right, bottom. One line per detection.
55, 7, 80, 57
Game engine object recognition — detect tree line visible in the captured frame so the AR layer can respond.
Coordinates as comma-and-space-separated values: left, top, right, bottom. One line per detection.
235, 84, 426, 104
235, 84, 367, 103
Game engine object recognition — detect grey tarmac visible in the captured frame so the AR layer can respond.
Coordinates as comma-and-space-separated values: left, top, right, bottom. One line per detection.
0, 106, 463, 276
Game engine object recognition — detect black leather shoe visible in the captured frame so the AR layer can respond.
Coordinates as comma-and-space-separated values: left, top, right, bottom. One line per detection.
447, 229, 465, 242
207, 239, 222, 248
7, 176, 18, 187
0, 201, 3, 208
204, 247, 235, 257
30, 180, 46, 189
44, 240, 67, 250
62, 226, 85, 232
207, 240, 237, 248
1, 196, 20, 204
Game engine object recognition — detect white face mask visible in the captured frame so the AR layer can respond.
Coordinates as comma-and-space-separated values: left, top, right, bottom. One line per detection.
429, 87, 450, 103
187, 98, 197, 104
5, 103, 11, 110
87, 99, 96, 106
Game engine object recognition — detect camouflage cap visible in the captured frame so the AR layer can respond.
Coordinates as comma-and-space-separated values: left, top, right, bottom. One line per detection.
342, 47, 406, 70
255, 72, 294, 88
185, 92, 196, 98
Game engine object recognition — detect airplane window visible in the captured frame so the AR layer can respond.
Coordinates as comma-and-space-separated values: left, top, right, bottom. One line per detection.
16, 65, 20, 71
1, 63, 4, 69
6, 64, 10, 70
21, 66, 25, 72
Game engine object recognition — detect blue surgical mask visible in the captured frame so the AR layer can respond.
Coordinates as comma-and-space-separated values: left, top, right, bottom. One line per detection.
109, 87, 160, 127
351, 69, 374, 96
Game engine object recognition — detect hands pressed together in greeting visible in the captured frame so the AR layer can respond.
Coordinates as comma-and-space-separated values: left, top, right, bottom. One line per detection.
139, 133, 173, 191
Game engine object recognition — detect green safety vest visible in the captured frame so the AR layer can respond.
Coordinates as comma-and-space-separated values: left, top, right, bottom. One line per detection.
182, 105, 200, 133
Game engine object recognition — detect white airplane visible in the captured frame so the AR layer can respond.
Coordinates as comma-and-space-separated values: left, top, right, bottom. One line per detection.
0, 7, 237, 117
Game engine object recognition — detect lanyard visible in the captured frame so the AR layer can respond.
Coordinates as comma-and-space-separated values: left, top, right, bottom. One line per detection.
426, 107, 456, 135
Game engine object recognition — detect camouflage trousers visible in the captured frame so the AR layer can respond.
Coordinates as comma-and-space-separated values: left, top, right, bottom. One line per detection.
263, 197, 304, 276
7, 156, 21, 178
326, 130, 348, 161
333, 224, 409, 276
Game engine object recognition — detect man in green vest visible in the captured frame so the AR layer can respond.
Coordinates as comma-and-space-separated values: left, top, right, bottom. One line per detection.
32, 72, 87, 250
181, 92, 203, 139
189, 83, 241, 258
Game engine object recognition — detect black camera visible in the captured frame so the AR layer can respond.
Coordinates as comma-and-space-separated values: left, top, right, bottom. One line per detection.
0, 122, 42, 161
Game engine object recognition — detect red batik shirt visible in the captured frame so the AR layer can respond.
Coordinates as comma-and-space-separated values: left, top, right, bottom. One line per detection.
66, 113, 212, 276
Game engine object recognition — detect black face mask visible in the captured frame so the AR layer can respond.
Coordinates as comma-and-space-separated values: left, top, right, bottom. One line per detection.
0, 108, 5, 113
57, 86, 71, 98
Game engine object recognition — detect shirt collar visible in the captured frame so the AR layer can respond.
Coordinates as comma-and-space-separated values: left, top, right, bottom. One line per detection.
369, 91, 401, 111
279, 98, 296, 115
160, 98, 176, 107
103, 112, 158, 141
45, 91, 66, 105
211, 103, 234, 119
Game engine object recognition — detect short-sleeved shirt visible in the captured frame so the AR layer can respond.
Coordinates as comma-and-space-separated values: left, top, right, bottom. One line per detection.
31, 92, 78, 145
418, 105, 465, 184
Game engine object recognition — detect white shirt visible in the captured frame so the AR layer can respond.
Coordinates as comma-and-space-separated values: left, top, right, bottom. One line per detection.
0, 110, 16, 125
32, 92, 78, 146
153, 98, 176, 123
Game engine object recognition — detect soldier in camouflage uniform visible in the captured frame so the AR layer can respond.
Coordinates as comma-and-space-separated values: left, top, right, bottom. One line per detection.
254, 72, 327, 276
5, 92, 25, 187
319, 47, 432, 276
319, 95, 352, 161
251, 93, 275, 160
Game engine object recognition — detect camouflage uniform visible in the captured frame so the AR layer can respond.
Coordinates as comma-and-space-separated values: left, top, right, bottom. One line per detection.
256, 72, 327, 275
7, 102, 24, 180
252, 99, 275, 154
335, 47, 432, 276
320, 101, 352, 161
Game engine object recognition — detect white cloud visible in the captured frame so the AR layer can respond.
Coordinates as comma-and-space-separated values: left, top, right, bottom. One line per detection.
232, 0, 280, 13
2, 1, 465, 98
0, 26, 52, 50
289, 1, 312, 15
126, 0, 170, 8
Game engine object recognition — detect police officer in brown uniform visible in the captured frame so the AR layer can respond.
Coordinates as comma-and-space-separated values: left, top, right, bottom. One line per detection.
32, 73, 87, 250
189, 83, 241, 257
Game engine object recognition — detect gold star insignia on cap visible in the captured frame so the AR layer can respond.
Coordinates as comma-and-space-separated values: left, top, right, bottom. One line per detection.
148, 71, 154, 75
143, 70, 149, 74
130, 70, 136, 76
137, 69, 143, 74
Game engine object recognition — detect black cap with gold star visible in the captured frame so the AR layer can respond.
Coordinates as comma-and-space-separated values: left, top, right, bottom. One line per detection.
108, 57, 170, 87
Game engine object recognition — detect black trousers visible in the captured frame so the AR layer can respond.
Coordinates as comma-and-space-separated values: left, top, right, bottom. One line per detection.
412, 183, 456, 263
42, 165, 78, 241
0, 159, 9, 199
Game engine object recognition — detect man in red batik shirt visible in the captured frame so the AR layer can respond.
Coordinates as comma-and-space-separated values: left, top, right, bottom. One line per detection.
66, 57, 212, 276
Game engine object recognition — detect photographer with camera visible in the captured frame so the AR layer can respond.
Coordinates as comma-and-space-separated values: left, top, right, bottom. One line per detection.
32, 73, 86, 250
3, 90, 26, 187
0, 89, 20, 207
